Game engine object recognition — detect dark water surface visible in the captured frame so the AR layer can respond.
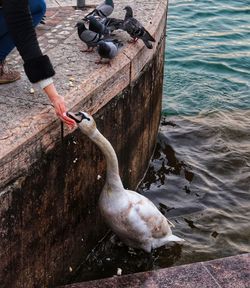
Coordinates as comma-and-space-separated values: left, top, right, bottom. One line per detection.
149, 0, 250, 271
72, 0, 250, 282
141, 111, 250, 267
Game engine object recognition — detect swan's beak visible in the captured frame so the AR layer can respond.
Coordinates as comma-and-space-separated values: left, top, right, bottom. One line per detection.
66, 111, 83, 123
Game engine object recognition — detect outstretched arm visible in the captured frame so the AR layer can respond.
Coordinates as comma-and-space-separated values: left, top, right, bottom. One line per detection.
2, 0, 75, 128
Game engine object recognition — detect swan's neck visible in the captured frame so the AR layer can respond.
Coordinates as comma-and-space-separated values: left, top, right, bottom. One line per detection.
90, 129, 123, 189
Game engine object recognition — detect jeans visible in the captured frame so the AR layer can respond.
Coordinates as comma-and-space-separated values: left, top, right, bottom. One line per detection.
0, 0, 46, 61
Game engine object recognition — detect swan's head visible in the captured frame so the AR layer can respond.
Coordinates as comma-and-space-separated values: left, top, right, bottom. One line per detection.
67, 111, 96, 136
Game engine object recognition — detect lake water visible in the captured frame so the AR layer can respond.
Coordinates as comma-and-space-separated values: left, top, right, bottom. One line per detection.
144, 0, 250, 268
73, 0, 250, 282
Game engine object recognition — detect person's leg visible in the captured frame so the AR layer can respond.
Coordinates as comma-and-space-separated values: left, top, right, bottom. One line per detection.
0, 8, 20, 84
29, 0, 47, 27
0, 0, 46, 84
0, 9, 16, 62
0, 0, 46, 61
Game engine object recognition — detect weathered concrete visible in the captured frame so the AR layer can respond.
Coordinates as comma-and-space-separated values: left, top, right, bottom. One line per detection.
46, 0, 98, 7
0, 0, 168, 287
60, 253, 250, 288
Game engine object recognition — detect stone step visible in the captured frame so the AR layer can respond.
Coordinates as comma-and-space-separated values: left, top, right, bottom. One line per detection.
59, 253, 250, 288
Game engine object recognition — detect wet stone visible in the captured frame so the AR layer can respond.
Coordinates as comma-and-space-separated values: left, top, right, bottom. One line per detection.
204, 253, 250, 288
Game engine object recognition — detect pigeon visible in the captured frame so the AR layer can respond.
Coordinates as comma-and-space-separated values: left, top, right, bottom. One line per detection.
96, 39, 123, 65
100, 17, 124, 33
84, 0, 114, 19
122, 6, 155, 49
75, 21, 103, 52
88, 16, 110, 37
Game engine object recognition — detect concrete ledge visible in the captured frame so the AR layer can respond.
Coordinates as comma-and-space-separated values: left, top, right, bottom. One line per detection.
60, 253, 250, 288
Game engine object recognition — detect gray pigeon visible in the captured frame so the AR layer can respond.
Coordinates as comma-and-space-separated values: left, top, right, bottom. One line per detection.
100, 17, 124, 33
75, 21, 103, 52
96, 39, 123, 65
88, 16, 110, 37
122, 6, 155, 49
84, 0, 114, 19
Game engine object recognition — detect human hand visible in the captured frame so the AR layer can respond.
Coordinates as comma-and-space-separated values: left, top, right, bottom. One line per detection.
52, 95, 76, 128
44, 83, 76, 129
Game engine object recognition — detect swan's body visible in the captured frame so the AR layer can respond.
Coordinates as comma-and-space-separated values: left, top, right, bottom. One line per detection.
67, 111, 184, 252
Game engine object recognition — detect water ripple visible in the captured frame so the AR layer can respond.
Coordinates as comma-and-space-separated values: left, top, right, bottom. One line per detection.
139, 110, 250, 264
153, 0, 250, 265
165, 0, 250, 115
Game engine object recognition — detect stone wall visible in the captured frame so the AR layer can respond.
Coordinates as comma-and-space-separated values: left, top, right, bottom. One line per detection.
0, 0, 168, 286
0, 36, 165, 288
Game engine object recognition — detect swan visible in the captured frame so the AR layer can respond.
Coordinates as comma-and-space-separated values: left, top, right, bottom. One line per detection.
67, 111, 184, 252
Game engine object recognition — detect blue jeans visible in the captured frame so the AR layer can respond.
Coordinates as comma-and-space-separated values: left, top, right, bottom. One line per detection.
0, 0, 46, 61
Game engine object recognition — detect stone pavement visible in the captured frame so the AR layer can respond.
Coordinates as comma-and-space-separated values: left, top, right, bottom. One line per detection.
46, 0, 100, 8
61, 253, 250, 288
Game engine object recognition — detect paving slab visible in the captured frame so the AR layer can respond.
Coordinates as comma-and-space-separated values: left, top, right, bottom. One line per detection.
60, 253, 250, 288
46, 0, 99, 8
204, 253, 250, 288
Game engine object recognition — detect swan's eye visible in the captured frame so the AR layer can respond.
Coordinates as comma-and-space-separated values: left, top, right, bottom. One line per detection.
67, 111, 91, 123
79, 112, 90, 122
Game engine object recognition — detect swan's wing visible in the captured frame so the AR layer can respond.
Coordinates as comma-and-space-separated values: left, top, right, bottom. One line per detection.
126, 190, 172, 239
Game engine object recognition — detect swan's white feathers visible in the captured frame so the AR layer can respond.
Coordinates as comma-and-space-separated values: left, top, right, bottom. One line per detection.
99, 187, 174, 251
72, 111, 184, 252
125, 190, 172, 239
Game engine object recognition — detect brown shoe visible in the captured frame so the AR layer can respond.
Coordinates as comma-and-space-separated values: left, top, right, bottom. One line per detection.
0, 61, 21, 84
